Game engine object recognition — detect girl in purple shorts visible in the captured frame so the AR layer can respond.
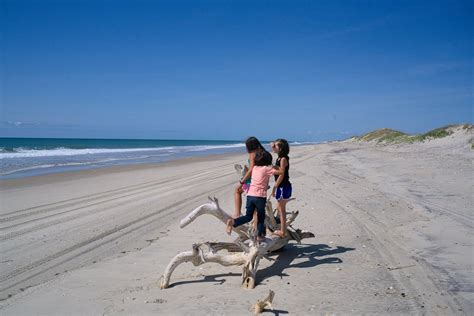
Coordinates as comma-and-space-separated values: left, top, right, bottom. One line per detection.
271, 139, 292, 238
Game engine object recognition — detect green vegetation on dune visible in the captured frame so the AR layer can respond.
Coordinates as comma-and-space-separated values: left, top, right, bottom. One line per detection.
354, 124, 473, 144
356, 128, 406, 142
411, 126, 453, 142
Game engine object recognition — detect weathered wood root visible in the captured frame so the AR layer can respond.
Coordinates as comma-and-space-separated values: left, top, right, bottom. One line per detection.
160, 197, 314, 289
160, 242, 249, 289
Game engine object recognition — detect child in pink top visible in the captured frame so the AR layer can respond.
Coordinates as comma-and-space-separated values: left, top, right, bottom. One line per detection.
226, 150, 285, 241
233, 137, 265, 218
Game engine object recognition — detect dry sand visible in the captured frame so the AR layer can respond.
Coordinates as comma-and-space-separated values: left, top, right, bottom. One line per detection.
0, 134, 472, 315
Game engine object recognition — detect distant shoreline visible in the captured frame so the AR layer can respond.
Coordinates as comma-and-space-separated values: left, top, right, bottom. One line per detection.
0, 148, 244, 180
0, 151, 244, 188
0, 138, 245, 179
0, 142, 319, 180
0, 137, 321, 179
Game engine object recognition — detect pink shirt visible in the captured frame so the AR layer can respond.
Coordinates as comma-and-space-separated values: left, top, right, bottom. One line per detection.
247, 166, 275, 198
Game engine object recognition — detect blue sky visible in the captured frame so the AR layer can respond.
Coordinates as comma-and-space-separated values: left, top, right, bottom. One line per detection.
1, 0, 472, 141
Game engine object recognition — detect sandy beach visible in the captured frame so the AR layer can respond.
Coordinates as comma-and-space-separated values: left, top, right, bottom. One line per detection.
1, 134, 472, 315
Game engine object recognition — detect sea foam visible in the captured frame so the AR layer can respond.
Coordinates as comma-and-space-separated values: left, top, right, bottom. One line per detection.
0, 143, 245, 159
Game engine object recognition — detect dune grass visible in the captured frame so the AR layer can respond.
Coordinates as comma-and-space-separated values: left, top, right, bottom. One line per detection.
354, 124, 472, 144
411, 126, 453, 142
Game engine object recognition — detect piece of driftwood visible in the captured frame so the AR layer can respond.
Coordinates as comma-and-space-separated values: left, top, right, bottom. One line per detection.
160, 195, 314, 289
254, 290, 275, 314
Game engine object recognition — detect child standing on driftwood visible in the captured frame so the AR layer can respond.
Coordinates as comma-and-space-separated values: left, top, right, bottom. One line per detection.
271, 139, 292, 238
227, 150, 285, 242
233, 137, 266, 218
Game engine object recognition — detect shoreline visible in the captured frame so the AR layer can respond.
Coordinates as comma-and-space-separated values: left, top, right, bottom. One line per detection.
0, 143, 322, 180
0, 148, 246, 181
0, 151, 246, 188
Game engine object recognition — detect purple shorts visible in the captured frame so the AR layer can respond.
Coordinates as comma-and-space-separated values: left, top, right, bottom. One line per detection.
275, 185, 292, 200
241, 183, 250, 193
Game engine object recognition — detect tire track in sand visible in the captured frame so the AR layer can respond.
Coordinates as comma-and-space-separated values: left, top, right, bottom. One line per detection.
0, 171, 234, 239
0, 173, 235, 300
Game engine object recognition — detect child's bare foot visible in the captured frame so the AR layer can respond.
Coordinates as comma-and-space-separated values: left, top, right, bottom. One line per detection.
226, 219, 234, 235
256, 236, 266, 245
273, 230, 286, 238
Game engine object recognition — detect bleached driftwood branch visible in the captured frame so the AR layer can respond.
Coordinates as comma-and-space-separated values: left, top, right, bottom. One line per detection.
180, 196, 250, 239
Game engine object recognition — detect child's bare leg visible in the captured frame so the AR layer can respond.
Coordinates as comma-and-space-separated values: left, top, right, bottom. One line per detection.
233, 185, 244, 218
226, 218, 234, 235
280, 200, 287, 236
274, 200, 287, 237
252, 211, 258, 232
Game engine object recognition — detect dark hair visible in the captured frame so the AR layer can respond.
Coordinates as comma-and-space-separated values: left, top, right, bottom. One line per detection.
245, 136, 264, 153
275, 138, 290, 158
254, 150, 273, 166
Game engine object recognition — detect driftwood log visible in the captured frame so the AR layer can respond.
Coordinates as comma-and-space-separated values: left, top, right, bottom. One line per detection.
160, 165, 314, 290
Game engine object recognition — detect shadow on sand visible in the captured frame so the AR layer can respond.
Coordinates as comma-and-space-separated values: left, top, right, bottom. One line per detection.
260, 308, 290, 315
169, 243, 354, 289
258, 243, 355, 282
167, 272, 241, 288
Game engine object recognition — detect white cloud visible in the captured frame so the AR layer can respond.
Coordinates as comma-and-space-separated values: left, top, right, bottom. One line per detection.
0, 121, 23, 127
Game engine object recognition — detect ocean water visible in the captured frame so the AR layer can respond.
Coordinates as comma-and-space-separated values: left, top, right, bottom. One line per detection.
0, 138, 246, 179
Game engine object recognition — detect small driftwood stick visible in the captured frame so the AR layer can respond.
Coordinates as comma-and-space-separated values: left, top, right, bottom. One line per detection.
254, 290, 275, 314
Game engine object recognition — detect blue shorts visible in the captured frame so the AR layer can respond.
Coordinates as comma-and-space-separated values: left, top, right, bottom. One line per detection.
275, 185, 292, 200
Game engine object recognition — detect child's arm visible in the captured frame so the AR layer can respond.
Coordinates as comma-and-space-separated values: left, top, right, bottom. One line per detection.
272, 158, 287, 177
240, 152, 255, 184
272, 158, 288, 196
